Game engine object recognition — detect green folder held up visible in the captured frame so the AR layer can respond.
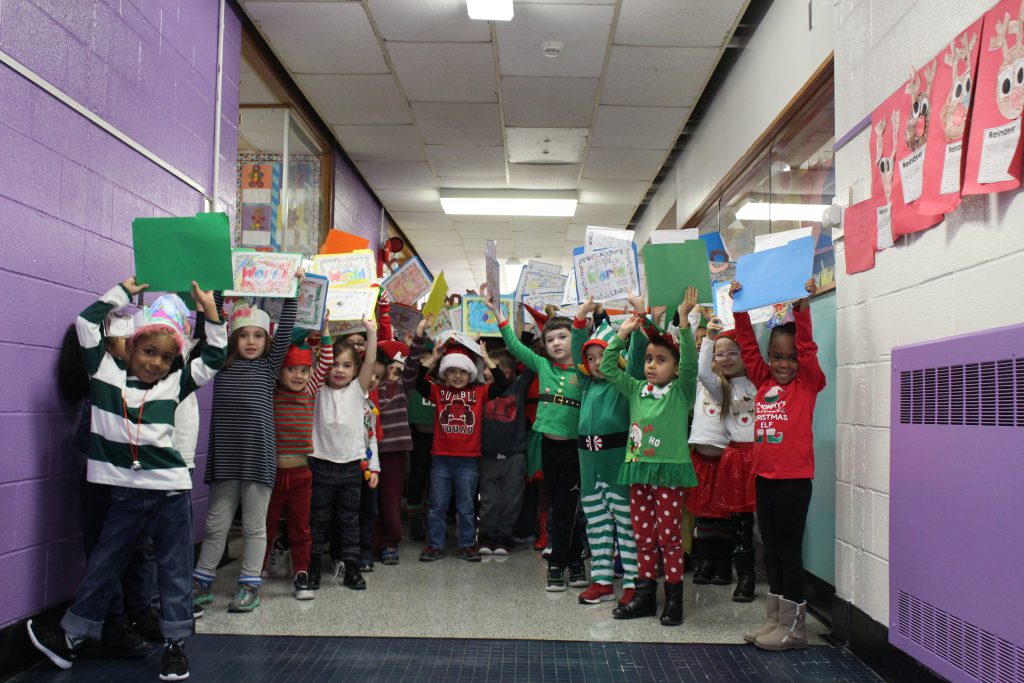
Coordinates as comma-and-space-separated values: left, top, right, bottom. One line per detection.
132, 212, 234, 295
643, 241, 713, 310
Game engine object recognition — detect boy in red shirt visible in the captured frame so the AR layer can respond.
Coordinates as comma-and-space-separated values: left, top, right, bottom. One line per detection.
415, 335, 509, 562
731, 279, 825, 652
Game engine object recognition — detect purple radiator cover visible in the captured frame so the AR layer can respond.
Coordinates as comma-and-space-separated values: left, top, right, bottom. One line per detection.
890, 322, 1024, 683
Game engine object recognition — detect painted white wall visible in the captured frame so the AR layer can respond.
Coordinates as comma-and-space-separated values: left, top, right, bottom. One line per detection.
833, 0, 1024, 626
634, 0, 833, 244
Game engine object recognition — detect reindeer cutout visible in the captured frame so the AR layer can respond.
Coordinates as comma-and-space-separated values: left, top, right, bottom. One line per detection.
989, 2, 1024, 120
905, 62, 937, 151
941, 33, 978, 140
874, 109, 900, 202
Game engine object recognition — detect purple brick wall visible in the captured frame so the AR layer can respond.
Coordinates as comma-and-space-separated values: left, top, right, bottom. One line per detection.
0, 0, 241, 629
333, 151, 381, 254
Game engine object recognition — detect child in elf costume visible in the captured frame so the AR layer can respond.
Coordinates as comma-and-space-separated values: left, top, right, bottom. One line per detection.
600, 287, 700, 626
571, 295, 647, 614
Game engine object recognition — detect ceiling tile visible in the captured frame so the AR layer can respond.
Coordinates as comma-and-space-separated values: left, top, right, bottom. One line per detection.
437, 176, 508, 189
615, 0, 746, 48
331, 125, 426, 161
400, 227, 462, 246
513, 231, 559, 249
506, 128, 588, 164
512, 217, 572, 232
389, 43, 498, 103
374, 188, 442, 213
573, 203, 637, 224
455, 222, 513, 240
297, 75, 411, 124
367, 0, 491, 42
389, 212, 455, 230
579, 179, 650, 205
415, 242, 467, 258
412, 103, 503, 145
601, 46, 720, 108
355, 161, 437, 189
501, 77, 598, 127
245, 2, 388, 74
496, 4, 615, 77
590, 105, 688, 149
566, 224, 587, 241
583, 148, 667, 181
506, 164, 580, 189
427, 145, 506, 178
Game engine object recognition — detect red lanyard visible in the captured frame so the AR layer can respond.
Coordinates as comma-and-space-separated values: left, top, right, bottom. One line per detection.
122, 389, 151, 471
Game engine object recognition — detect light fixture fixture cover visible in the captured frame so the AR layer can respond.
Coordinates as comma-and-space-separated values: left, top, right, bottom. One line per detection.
440, 189, 578, 217
466, 0, 513, 21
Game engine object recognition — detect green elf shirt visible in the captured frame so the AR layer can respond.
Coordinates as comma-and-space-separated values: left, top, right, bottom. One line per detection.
499, 321, 581, 439
573, 323, 648, 440
601, 329, 699, 489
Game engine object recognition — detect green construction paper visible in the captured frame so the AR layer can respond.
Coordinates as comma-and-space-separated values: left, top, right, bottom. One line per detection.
643, 241, 713, 309
132, 213, 233, 293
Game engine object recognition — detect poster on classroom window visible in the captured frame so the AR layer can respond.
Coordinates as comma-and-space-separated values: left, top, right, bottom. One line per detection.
963, 0, 1024, 195
920, 19, 983, 214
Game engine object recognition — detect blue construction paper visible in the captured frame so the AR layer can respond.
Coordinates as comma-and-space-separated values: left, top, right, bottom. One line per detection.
699, 232, 730, 263
732, 236, 814, 313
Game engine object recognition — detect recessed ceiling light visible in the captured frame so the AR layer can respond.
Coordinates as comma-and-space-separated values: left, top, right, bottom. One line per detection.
466, 0, 513, 21
441, 190, 578, 217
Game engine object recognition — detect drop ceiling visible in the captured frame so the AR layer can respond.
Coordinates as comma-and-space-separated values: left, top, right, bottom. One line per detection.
238, 0, 751, 293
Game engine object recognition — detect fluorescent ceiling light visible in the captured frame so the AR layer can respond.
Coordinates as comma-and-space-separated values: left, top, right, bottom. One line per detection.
735, 202, 830, 223
501, 259, 525, 292
440, 190, 577, 217
467, 0, 513, 21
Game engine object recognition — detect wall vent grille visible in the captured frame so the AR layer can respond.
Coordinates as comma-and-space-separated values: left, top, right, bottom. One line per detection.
898, 359, 1022, 427
897, 591, 1024, 683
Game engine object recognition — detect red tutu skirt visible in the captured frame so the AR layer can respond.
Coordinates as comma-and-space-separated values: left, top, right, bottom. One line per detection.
685, 442, 756, 516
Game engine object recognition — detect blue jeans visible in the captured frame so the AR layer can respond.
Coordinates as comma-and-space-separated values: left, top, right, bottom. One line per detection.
427, 456, 479, 550
63, 487, 194, 641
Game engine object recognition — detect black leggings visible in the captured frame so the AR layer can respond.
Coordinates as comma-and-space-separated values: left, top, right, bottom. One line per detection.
541, 436, 585, 568
755, 476, 812, 602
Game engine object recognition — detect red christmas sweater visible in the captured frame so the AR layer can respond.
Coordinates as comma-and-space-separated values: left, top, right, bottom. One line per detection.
416, 367, 510, 457
733, 305, 826, 479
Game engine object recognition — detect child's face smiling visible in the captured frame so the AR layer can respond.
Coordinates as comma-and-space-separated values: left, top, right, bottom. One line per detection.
713, 337, 744, 377
126, 334, 178, 384
346, 333, 368, 360
328, 351, 358, 388
444, 367, 471, 389
236, 327, 267, 360
584, 345, 605, 379
279, 364, 311, 392
768, 333, 799, 385
644, 343, 677, 386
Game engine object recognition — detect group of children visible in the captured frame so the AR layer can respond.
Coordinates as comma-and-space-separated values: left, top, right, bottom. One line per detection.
30, 256, 826, 681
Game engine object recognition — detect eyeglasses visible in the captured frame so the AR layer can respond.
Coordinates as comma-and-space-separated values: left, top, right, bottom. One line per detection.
713, 351, 740, 360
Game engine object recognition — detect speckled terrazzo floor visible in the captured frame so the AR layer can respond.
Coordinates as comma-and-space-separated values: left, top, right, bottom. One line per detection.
194, 534, 829, 645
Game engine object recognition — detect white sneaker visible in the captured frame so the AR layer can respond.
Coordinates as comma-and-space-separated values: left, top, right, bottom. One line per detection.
266, 543, 291, 579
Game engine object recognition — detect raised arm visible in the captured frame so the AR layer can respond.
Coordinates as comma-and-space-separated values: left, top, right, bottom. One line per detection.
181, 282, 227, 396
600, 317, 642, 397
356, 317, 379, 393
401, 320, 428, 393
697, 337, 723, 404
571, 295, 596, 372
730, 280, 771, 387
77, 279, 141, 375
307, 327, 334, 395
674, 286, 699, 405
794, 292, 826, 392
268, 297, 297, 375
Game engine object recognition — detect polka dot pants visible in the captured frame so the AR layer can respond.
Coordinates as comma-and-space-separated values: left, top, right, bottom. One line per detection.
629, 484, 685, 584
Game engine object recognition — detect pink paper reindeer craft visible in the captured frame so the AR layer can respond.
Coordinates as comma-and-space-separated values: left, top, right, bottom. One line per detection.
874, 109, 900, 203
904, 62, 937, 151
989, 4, 1024, 120
941, 33, 979, 140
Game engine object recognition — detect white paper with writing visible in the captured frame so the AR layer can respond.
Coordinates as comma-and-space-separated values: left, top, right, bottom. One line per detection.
898, 146, 926, 204
977, 118, 1020, 184
876, 204, 894, 250
573, 246, 640, 303
940, 141, 963, 195
585, 226, 634, 252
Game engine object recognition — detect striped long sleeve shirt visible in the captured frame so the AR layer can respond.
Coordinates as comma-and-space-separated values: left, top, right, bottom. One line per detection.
77, 285, 227, 491
376, 336, 424, 454
274, 338, 333, 456
205, 295, 297, 488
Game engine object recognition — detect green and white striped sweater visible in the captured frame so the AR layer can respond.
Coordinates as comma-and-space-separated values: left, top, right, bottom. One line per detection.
77, 285, 227, 490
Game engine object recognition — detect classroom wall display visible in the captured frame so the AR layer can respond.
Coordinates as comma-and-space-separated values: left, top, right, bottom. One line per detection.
382, 256, 432, 305
462, 295, 512, 337
842, 200, 879, 275
314, 250, 377, 289
921, 20, 983, 214
326, 286, 378, 322
224, 250, 302, 298
295, 273, 330, 330
132, 213, 234, 294
573, 244, 641, 303
963, 0, 1024, 195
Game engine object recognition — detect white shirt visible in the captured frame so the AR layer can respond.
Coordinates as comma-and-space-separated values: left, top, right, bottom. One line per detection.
173, 393, 200, 468
312, 382, 370, 464
696, 340, 757, 443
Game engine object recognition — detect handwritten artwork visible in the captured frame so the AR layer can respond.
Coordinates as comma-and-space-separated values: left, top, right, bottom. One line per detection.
462, 295, 512, 337
523, 288, 574, 323
224, 250, 301, 298
515, 261, 566, 301
295, 273, 330, 330
326, 287, 378, 322
390, 303, 424, 341
314, 250, 376, 289
585, 226, 634, 252
573, 245, 641, 303
382, 256, 433, 305
485, 240, 501, 299
425, 305, 459, 340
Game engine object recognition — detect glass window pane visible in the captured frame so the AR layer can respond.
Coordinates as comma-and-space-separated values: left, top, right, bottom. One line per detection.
283, 117, 323, 256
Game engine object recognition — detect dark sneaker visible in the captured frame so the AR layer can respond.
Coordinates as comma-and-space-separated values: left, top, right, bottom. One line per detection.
27, 619, 77, 670
546, 566, 567, 592
101, 615, 151, 659
419, 546, 444, 562
192, 603, 205, 620
342, 560, 367, 590
568, 563, 589, 587
159, 640, 190, 681
381, 548, 400, 565
294, 571, 315, 600
129, 607, 163, 642
227, 584, 260, 612
191, 580, 213, 607
308, 556, 322, 590
458, 546, 482, 563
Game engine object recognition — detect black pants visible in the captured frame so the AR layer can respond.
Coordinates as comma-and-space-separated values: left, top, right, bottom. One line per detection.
310, 459, 363, 563
358, 478, 378, 561
755, 476, 812, 602
406, 430, 433, 513
541, 436, 584, 568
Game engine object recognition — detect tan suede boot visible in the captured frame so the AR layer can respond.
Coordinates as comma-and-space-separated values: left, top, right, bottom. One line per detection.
755, 598, 808, 651
742, 592, 780, 643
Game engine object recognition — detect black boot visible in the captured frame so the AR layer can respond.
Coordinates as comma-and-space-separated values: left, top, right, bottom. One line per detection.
732, 514, 756, 602
691, 536, 714, 585
308, 554, 322, 590
100, 615, 151, 659
659, 582, 683, 626
613, 579, 658, 619
342, 560, 366, 590
710, 537, 733, 586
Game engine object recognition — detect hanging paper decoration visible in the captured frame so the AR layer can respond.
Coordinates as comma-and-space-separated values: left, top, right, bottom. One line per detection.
893, 63, 945, 237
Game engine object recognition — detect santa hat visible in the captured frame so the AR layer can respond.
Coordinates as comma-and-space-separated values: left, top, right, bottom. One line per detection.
376, 340, 409, 365
228, 300, 270, 335
439, 345, 477, 381
579, 321, 626, 376
131, 294, 189, 354
639, 316, 679, 353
